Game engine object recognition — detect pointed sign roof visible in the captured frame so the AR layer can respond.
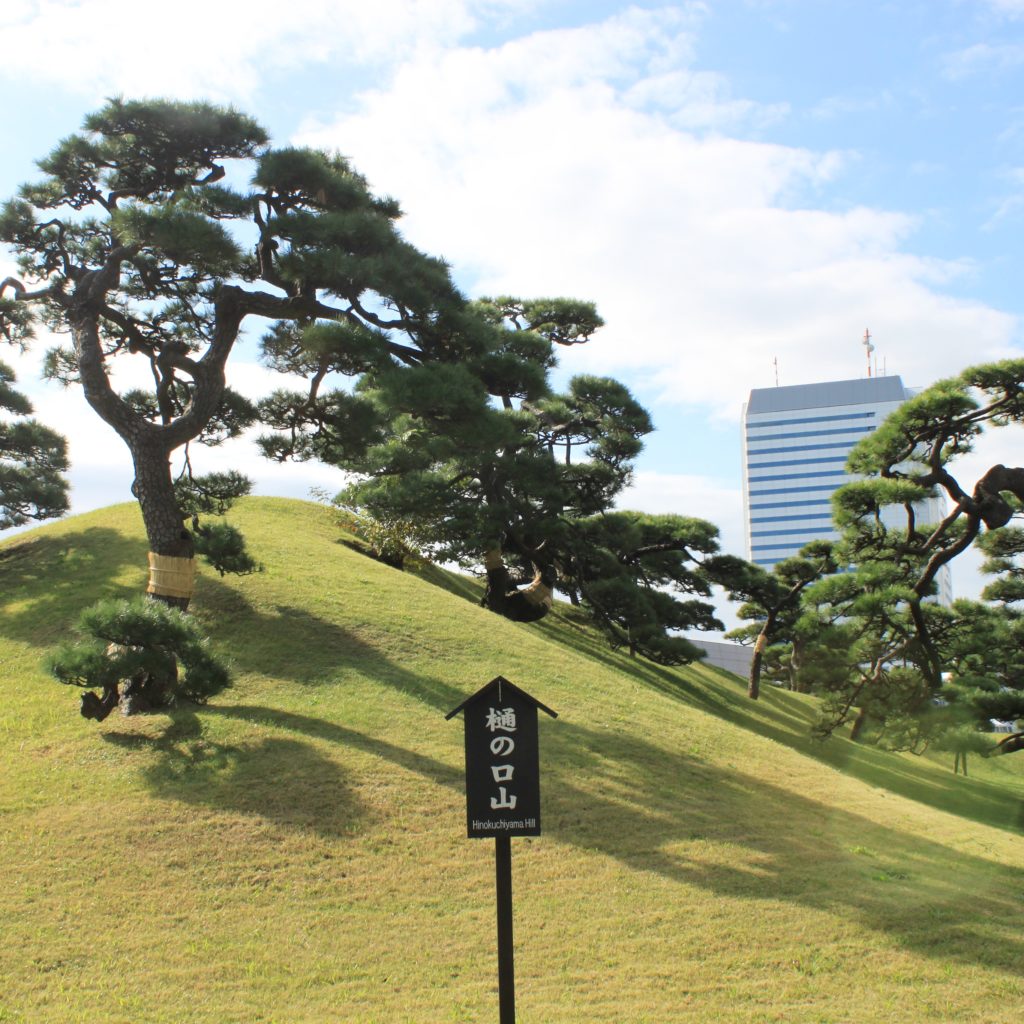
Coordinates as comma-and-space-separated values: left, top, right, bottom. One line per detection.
445, 675, 558, 721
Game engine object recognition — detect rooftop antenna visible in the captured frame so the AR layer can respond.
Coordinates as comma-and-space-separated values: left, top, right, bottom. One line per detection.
862, 328, 874, 378
773, 356, 780, 387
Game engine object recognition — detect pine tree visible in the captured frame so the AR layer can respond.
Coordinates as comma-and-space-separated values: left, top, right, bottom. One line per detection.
796, 359, 1024, 756
261, 293, 727, 660
2, 98, 473, 715
714, 540, 836, 700
0, 359, 68, 529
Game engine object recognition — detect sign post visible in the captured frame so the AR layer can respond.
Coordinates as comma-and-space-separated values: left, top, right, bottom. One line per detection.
446, 676, 557, 1023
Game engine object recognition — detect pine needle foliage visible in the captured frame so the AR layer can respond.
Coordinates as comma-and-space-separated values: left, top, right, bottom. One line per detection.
47, 596, 230, 706
0, 358, 69, 529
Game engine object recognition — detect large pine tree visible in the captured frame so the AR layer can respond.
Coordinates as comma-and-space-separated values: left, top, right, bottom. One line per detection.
0, 98, 468, 613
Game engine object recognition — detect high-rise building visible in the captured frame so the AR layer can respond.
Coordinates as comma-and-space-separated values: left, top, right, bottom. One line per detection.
741, 375, 952, 603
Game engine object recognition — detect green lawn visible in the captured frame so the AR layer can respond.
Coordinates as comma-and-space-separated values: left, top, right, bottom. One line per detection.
1, 498, 1022, 1023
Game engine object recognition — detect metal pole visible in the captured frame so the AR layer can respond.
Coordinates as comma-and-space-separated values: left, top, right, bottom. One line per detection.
495, 835, 515, 1023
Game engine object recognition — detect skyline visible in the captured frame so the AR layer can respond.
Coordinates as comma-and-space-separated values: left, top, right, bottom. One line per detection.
4, 0, 1024, 622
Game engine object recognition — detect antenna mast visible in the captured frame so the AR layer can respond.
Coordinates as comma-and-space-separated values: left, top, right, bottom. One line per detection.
773, 356, 779, 387
862, 328, 874, 378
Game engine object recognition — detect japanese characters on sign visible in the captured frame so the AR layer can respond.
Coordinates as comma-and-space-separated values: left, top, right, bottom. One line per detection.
446, 676, 557, 840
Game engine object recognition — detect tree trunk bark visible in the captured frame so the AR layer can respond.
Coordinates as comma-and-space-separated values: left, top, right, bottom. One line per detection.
748, 616, 774, 700
131, 440, 194, 611
789, 639, 809, 692
849, 705, 869, 742
119, 441, 191, 714
481, 548, 553, 623
71, 309, 195, 613
748, 644, 763, 700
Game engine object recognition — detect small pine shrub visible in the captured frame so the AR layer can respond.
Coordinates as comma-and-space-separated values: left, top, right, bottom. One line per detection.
47, 597, 230, 718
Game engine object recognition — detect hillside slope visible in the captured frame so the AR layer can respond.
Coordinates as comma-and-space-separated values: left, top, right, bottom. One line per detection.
1, 498, 1022, 1024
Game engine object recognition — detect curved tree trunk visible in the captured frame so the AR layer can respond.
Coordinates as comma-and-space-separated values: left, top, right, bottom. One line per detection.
748, 614, 775, 700
985, 732, 1024, 757
849, 705, 869, 742
789, 639, 808, 692
482, 547, 554, 623
63, 262, 244, 721
71, 308, 197, 610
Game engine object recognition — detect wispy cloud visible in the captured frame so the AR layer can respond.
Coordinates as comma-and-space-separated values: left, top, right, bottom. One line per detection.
943, 41, 1024, 79
809, 90, 894, 121
982, 0, 1024, 16
982, 165, 1024, 228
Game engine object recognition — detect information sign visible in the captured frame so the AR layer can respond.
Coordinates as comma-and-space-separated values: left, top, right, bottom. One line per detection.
447, 676, 557, 838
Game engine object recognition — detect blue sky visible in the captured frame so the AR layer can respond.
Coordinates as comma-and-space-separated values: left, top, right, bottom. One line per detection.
3, 0, 1024, 618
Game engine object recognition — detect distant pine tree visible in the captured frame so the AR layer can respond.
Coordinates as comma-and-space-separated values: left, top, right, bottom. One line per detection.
0, 359, 68, 530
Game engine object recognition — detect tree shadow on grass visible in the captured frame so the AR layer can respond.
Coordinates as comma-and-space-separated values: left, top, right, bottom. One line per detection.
247, 586, 1024, 841
542, 716, 1024, 978
208, 703, 465, 791
534, 609, 1024, 837
102, 706, 366, 839
0, 529, 141, 646
674, 674, 1024, 837
535, 609, 747, 720
128, 699, 1024, 977
410, 562, 484, 605
187, 572, 469, 710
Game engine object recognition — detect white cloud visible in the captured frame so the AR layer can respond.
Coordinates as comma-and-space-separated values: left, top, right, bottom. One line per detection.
810, 90, 894, 121
295, 11, 1018, 421
0, 0, 523, 102
621, 470, 744, 556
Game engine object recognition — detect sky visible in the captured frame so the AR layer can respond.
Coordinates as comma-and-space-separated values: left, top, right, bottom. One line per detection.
3, 0, 1024, 630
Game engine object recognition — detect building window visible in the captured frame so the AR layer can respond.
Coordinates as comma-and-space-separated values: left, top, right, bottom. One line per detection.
750, 498, 833, 510
751, 526, 837, 540
749, 483, 842, 497
749, 456, 850, 469
746, 426, 876, 442
747, 470, 849, 483
746, 412, 876, 430
746, 441, 861, 456
750, 512, 833, 525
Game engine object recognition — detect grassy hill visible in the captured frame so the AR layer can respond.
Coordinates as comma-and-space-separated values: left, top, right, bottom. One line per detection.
1, 497, 1022, 1024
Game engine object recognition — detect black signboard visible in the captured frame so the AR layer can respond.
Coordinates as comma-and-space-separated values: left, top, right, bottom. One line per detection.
446, 676, 558, 1024
446, 676, 557, 839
